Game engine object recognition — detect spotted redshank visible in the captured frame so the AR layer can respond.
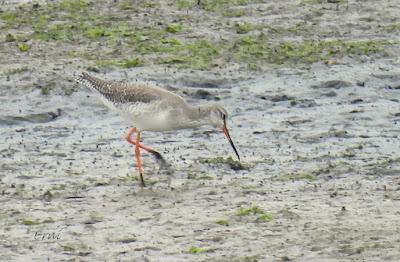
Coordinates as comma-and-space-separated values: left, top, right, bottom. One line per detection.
76, 72, 240, 187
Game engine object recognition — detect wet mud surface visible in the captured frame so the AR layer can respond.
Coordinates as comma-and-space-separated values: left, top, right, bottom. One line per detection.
1, 0, 400, 261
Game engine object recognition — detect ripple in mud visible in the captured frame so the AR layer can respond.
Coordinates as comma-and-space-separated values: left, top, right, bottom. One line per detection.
290, 99, 318, 108
0, 109, 62, 125
311, 80, 352, 89
350, 98, 364, 104
257, 94, 295, 102
372, 74, 400, 81
322, 90, 338, 97
385, 82, 400, 90
297, 128, 352, 143
189, 89, 220, 100
199, 156, 249, 170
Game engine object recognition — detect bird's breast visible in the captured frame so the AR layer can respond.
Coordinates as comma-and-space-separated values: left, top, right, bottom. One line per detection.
117, 101, 177, 131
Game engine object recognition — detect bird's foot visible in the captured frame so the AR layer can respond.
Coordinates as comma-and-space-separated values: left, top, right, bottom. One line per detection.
149, 150, 174, 176
139, 173, 145, 187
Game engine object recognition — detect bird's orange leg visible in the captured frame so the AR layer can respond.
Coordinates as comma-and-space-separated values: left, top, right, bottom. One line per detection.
126, 128, 156, 153
135, 131, 145, 187
126, 128, 169, 186
126, 128, 166, 164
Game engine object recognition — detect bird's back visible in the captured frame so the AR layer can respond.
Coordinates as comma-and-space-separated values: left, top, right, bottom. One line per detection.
76, 72, 188, 131
76, 72, 182, 104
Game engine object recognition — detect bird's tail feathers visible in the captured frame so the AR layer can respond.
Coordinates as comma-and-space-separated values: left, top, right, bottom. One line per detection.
75, 72, 111, 93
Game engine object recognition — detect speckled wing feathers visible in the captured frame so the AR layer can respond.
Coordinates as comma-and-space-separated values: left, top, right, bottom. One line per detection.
75, 72, 160, 105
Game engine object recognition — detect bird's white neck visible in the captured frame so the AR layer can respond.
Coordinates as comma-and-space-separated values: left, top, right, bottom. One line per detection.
180, 104, 213, 129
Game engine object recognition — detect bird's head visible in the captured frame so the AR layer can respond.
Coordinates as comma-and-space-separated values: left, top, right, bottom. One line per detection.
202, 103, 240, 161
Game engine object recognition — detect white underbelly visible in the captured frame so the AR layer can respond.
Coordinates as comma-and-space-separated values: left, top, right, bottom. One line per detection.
118, 102, 179, 131
99, 97, 195, 132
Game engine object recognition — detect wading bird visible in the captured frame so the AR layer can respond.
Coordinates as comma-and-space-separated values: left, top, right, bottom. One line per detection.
76, 73, 240, 187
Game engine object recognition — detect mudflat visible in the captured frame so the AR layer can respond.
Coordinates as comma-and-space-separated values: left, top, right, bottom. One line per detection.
1, 0, 399, 261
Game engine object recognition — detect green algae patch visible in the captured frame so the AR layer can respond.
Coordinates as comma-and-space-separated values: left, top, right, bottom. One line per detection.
119, 58, 141, 68
34, 23, 75, 41
189, 247, 204, 254
235, 206, 274, 222
257, 213, 273, 222
215, 219, 230, 226
166, 23, 182, 33
85, 27, 106, 39
234, 36, 389, 65
199, 0, 261, 11
160, 37, 182, 45
5, 33, 16, 42
119, 0, 159, 10
22, 219, 41, 225
235, 206, 265, 216
235, 23, 253, 34
0, 0, 392, 72
158, 40, 219, 70
381, 23, 400, 32
0, 12, 16, 21
277, 172, 316, 182
0, 12, 17, 27
200, 156, 248, 170
180, 40, 218, 69
375, 157, 400, 167
302, 0, 347, 4
97, 58, 141, 69
17, 43, 29, 52
177, 0, 192, 9
60, 0, 87, 11
223, 9, 246, 17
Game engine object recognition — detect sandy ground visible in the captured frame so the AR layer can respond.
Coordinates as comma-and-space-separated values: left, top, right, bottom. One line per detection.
1, 0, 400, 261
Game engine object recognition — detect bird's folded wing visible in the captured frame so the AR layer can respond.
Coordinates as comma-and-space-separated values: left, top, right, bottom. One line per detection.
76, 72, 160, 104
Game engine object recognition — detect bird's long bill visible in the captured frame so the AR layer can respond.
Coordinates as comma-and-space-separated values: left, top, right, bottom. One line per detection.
222, 126, 240, 161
